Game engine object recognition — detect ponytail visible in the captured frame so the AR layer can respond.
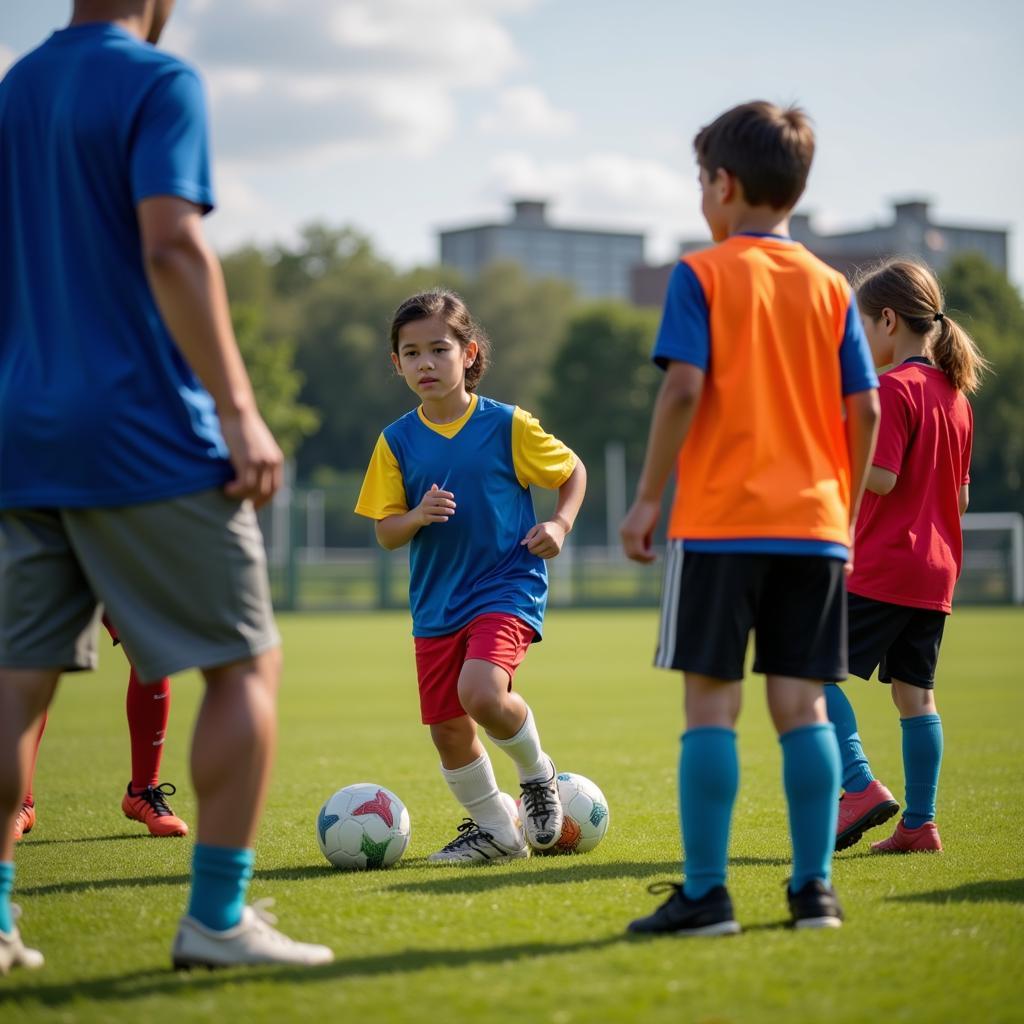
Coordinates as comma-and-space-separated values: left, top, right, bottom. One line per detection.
855, 257, 989, 394
929, 314, 988, 395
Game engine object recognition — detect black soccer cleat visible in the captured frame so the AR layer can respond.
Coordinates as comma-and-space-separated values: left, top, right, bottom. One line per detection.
627, 881, 741, 937
787, 878, 844, 930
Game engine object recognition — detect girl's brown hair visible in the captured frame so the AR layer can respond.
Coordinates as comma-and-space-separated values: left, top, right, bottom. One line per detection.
389, 288, 491, 392
854, 257, 989, 394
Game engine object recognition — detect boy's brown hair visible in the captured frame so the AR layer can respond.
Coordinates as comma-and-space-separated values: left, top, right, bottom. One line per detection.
693, 101, 815, 210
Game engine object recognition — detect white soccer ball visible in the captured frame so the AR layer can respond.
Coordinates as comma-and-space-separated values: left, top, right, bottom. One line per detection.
316, 783, 411, 870
545, 772, 610, 854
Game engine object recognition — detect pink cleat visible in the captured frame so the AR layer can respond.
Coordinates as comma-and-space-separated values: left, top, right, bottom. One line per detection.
871, 819, 943, 854
835, 780, 900, 851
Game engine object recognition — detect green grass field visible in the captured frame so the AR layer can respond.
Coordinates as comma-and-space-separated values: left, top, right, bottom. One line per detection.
3, 608, 1023, 1023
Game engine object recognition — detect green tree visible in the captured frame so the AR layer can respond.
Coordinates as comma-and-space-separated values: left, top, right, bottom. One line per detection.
232, 305, 319, 459
459, 261, 576, 413
941, 253, 1024, 513
540, 302, 661, 543
542, 301, 661, 469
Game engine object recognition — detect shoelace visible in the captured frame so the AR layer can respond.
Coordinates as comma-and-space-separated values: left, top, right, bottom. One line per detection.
520, 775, 558, 826
135, 782, 177, 817
441, 818, 500, 855
247, 899, 303, 948
646, 880, 682, 898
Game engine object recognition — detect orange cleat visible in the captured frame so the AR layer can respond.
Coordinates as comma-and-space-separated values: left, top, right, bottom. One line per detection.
871, 819, 942, 854
122, 782, 189, 838
12, 802, 36, 842
835, 780, 900, 851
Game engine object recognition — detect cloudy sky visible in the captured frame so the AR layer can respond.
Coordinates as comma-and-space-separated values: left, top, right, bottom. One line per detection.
2, 0, 1021, 280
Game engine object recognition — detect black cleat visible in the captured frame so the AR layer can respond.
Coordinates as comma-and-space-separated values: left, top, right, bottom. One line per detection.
628, 881, 740, 937
787, 878, 844, 929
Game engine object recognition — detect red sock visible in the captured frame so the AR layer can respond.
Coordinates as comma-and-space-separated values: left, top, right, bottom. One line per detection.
23, 713, 47, 806
126, 667, 171, 791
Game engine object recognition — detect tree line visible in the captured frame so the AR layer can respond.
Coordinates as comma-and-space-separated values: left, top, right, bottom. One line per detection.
224, 225, 1024, 544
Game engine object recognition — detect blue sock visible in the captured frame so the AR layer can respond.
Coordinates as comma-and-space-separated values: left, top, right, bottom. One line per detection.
824, 683, 874, 793
0, 861, 13, 934
781, 723, 841, 891
679, 727, 738, 900
187, 844, 254, 932
901, 714, 943, 829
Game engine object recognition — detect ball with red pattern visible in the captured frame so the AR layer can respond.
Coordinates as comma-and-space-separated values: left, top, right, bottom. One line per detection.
316, 782, 411, 870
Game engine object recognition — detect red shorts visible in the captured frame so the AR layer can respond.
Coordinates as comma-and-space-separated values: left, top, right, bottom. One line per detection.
414, 613, 536, 725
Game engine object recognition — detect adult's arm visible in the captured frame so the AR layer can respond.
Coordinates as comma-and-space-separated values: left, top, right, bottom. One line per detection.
138, 195, 283, 507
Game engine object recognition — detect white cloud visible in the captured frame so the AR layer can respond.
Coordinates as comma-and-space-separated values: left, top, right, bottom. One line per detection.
0, 44, 15, 76
204, 167, 293, 252
165, 0, 535, 160
207, 71, 454, 162
485, 151, 707, 262
478, 85, 574, 137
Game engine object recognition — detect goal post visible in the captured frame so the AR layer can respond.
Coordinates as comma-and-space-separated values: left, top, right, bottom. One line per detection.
960, 512, 1024, 605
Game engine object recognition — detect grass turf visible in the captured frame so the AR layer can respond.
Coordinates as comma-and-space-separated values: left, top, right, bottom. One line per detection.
3, 608, 1023, 1023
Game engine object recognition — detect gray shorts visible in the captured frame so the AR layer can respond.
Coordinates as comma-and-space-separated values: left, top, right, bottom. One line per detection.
0, 489, 280, 682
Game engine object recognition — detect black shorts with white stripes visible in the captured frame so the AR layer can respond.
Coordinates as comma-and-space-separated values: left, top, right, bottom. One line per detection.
655, 544, 848, 682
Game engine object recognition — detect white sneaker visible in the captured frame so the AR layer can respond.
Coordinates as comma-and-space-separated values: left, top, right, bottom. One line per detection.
519, 759, 564, 851
428, 793, 529, 864
0, 905, 44, 974
171, 899, 333, 969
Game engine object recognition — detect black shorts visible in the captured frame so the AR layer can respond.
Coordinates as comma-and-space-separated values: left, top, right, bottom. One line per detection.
846, 592, 947, 689
655, 545, 847, 682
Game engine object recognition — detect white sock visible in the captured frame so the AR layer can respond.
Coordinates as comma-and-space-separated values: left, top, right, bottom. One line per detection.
489, 707, 551, 783
440, 754, 518, 845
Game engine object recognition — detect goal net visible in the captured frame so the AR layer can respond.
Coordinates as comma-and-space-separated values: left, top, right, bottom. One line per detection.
958, 513, 1024, 605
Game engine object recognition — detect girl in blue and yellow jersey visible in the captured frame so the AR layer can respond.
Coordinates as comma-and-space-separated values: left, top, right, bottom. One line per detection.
355, 289, 586, 862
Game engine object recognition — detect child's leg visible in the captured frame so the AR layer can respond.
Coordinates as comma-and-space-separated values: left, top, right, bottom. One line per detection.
680, 673, 741, 899
429, 715, 525, 853
457, 615, 548, 782
454, 663, 552, 846
891, 681, 942, 828
0, 670, 58, 933
126, 666, 170, 791
22, 713, 45, 809
767, 676, 840, 891
457, 614, 561, 850
122, 666, 189, 837
823, 683, 874, 793
10, 713, 45, 842
462, 666, 548, 782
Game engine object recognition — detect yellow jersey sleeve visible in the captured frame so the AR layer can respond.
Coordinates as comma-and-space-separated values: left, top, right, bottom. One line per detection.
511, 407, 577, 490
354, 434, 408, 520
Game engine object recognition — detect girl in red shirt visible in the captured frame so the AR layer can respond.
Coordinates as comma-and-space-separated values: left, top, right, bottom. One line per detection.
827, 258, 987, 854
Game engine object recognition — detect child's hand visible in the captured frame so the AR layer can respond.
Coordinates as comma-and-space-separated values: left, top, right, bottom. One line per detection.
521, 520, 566, 559
416, 483, 456, 526
620, 498, 661, 563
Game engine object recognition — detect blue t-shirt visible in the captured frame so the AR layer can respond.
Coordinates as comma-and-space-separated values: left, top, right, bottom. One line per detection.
0, 23, 232, 509
380, 398, 550, 639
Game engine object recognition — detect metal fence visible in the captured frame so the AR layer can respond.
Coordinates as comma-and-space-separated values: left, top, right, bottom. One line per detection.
260, 486, 1024, 611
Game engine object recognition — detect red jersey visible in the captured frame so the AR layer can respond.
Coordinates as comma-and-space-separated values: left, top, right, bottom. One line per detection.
848, 358, 973, 613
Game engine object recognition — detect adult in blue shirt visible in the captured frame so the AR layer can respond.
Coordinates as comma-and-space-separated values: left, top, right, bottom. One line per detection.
0, 0, 332, 972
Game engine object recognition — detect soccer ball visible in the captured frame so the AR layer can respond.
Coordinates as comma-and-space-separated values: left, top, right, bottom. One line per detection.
316, 783, 411, 870
544, 772, 610, 854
